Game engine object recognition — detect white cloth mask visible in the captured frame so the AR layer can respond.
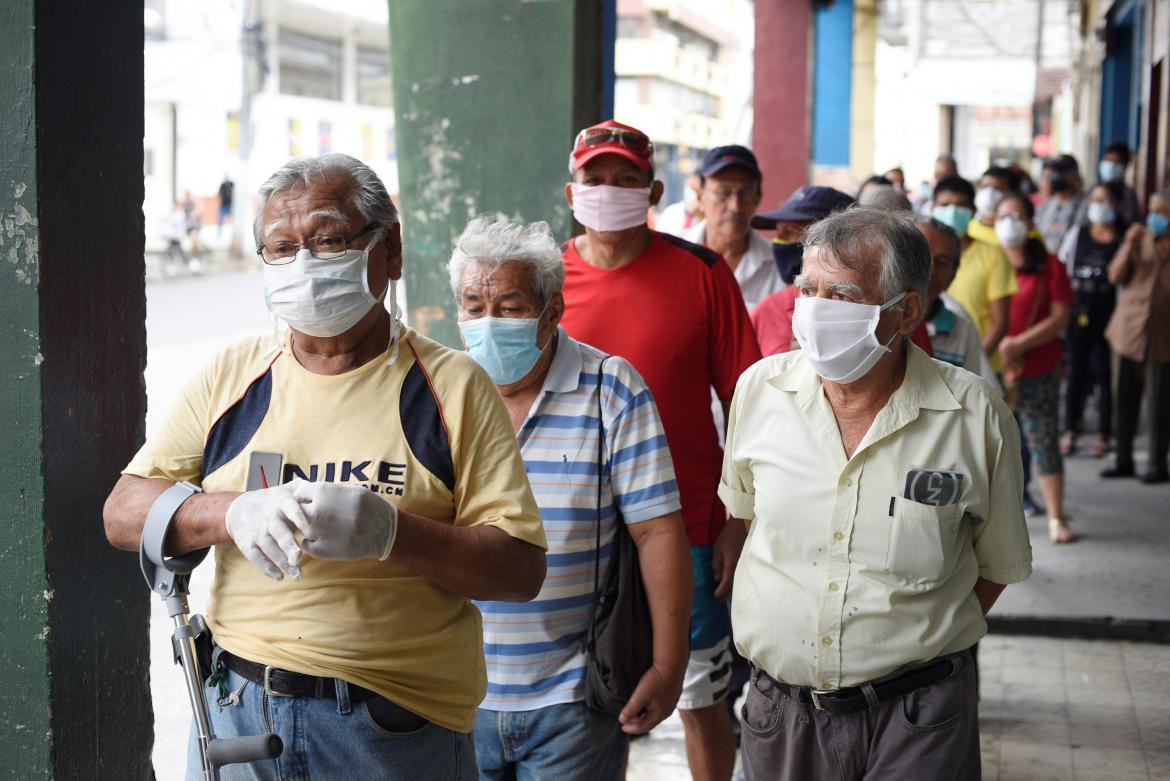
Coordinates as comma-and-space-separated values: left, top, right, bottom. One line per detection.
994, 216, 1028, 248
974, 187, 1005, 219
570, 183, 651, 232
263, 239, 385, 337
792, 293, 906, 384
1087, 201, 1116, 225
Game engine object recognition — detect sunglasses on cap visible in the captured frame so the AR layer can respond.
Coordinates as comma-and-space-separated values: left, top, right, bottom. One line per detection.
572, 127, 653, 157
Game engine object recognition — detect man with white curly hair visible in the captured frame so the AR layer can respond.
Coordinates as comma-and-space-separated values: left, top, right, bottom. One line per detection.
451, 217, 692, 780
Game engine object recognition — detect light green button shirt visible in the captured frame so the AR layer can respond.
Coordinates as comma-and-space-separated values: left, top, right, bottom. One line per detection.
719, 345, 1032, 690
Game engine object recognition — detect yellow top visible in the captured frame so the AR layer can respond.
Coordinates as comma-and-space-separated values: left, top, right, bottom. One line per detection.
719, 346, 1032, 689
947, 237, 1018, 371
125, 327, 546, 732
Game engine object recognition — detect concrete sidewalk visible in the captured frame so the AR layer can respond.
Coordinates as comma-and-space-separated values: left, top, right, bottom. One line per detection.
627, 635, 1170, 781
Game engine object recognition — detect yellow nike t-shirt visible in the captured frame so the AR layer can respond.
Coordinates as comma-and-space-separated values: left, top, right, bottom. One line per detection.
124, 327, 546, 733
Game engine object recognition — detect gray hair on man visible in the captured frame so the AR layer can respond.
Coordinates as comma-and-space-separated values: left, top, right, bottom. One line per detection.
448, 217, 565, 306
253, 153, 399, 244
912, 214, 961, 259
803, 206, 931, 303
860, 186, 913, 213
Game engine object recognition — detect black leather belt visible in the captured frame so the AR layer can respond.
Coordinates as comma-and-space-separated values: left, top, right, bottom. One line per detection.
219, 650, 377, 703
757, 652, 964, 715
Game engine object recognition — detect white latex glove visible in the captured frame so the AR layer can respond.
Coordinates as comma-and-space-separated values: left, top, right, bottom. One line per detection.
225, 479, 312, 581
292, 481, 398, 561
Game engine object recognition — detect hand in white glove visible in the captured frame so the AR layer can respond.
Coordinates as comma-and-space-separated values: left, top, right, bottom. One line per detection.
291, 481, 398, 561
225, 480, 312, 581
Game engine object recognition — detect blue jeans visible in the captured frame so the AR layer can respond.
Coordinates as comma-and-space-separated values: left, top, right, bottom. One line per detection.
186, 668, 476, 780
473, 701, 628, 780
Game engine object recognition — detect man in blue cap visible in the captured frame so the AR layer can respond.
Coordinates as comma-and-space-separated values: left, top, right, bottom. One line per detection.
683, 145, 783, 312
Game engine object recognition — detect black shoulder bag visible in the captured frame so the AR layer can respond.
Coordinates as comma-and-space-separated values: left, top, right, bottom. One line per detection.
584, 358, 654, 715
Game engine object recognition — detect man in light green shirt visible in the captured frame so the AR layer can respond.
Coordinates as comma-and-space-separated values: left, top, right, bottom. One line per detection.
720, 207, 1032, 780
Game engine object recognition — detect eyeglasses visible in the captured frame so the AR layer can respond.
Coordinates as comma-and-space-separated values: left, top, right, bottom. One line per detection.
257, 223, 379, 265
573, 127, 653, 157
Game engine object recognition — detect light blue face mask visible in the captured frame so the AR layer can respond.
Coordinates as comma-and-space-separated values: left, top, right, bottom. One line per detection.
458, 311, 548, 384
1148, 213, 1170, 238
932, 204, 974, 237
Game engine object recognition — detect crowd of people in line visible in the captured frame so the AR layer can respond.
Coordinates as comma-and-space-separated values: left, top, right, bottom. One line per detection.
102, 119, 1168, 781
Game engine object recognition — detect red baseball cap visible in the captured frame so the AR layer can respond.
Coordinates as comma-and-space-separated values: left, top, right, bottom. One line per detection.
569, 120, 654, 172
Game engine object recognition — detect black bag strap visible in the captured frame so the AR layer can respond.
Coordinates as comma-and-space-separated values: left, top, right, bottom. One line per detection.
589, 356, 610, 650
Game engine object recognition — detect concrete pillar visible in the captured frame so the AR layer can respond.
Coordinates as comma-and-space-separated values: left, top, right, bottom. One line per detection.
0, 1, 151, 777
389, 0, 608, 347
752, 0, 813, 209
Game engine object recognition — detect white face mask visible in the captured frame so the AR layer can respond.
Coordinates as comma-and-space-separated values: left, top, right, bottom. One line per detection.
974, 186, 1005, 219
994, 216, 1028, 248
1087, 201, 1116, 225
570, 183, 651, 232
792, 293, 906, 384
1098, 160, 1124, 183
263, 239, 385, 337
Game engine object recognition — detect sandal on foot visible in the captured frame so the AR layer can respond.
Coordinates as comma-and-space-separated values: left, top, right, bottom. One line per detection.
1048, 518, 1076, 544
1089, 438, 1110, 459
1059, 432, 1077, 456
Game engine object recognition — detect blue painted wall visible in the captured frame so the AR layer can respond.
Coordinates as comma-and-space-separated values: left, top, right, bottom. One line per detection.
1099, 0, 1145, 156
812, 0, 853, 167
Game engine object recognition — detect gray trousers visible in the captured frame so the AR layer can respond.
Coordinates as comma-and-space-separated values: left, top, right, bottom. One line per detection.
740, 650, 979, 781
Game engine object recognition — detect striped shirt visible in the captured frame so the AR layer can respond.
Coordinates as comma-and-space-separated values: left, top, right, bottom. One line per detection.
475, 328, 681, 711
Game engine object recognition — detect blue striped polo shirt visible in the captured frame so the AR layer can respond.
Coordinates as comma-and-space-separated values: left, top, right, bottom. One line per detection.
475, 327, 681, 711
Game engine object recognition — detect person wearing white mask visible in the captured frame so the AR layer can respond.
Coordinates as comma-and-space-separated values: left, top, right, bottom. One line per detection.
1075, 140, 1143, 227
559, 120, 761, 781
720, 207, 1032, 780
103, 154, 549, 779
448, 217, 691, 779
967, 166, 1018, 246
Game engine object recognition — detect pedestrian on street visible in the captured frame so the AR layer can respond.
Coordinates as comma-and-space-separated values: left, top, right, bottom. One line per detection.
218, 175, 235, 234
1058, 182, 1126, 458
683, 145, 784, 312
1036, 155, 1085, 253
720, 207, 1032, 780
450, 217, 692, 780
1102, 189, 1170, 484
559, 119, 761, 781
995, 193, 1075, 543
104, 153, 548, 780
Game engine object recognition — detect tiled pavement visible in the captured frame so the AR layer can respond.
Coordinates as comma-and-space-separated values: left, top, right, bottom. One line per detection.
628, 634, 1170, 781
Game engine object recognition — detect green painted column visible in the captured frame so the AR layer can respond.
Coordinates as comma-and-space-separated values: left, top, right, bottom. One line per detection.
389, 0, 605, 346
0, 1, 151, 777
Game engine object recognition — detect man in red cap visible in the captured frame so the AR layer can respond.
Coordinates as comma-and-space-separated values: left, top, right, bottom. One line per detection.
559, 120, 761, 781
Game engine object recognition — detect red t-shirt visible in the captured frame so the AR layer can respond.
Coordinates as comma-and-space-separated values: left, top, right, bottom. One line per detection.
560, 232, 762, 545
752, 287, 935, 357
1010, 254, 1073, 378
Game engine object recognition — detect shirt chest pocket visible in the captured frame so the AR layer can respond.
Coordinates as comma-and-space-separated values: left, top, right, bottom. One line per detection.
885, 497, 965, 584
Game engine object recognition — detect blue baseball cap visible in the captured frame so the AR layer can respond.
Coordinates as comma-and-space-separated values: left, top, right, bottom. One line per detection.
751, 186, 855, 229
699, 145, 761, 180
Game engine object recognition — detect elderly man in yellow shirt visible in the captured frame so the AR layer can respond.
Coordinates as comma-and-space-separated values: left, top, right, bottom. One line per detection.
720, 207, 1032, 780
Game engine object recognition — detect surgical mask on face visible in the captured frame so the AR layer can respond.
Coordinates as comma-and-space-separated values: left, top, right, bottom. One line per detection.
570, 183, 651, 232
932, 204, 974, 237
771, 239, 804, 285
1099, 160, 1124, 183
994, 216, 1028, 248
1148, 213, 1170, 238
263, 240, 384, 338
458, 310, 548, 385
791, 292, 907, 384
974, 187, 1005, 219
1087, 201, 1116, 225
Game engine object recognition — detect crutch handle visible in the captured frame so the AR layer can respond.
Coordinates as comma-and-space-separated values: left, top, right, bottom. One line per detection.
205, 734, 283, 767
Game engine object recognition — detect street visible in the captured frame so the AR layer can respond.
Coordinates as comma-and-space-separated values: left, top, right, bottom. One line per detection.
144, 270, 1170, 780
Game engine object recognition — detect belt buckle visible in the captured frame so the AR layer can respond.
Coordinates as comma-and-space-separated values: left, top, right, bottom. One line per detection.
263, 665, 293, 698
810, 688, 830, 711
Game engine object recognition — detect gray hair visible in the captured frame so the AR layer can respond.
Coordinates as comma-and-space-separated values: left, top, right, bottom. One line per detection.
253, 153, 399, 243
802, 206, 931, 302
860, 186, 913, 213
912, 214, 962, 264
448, 218, 565, 306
